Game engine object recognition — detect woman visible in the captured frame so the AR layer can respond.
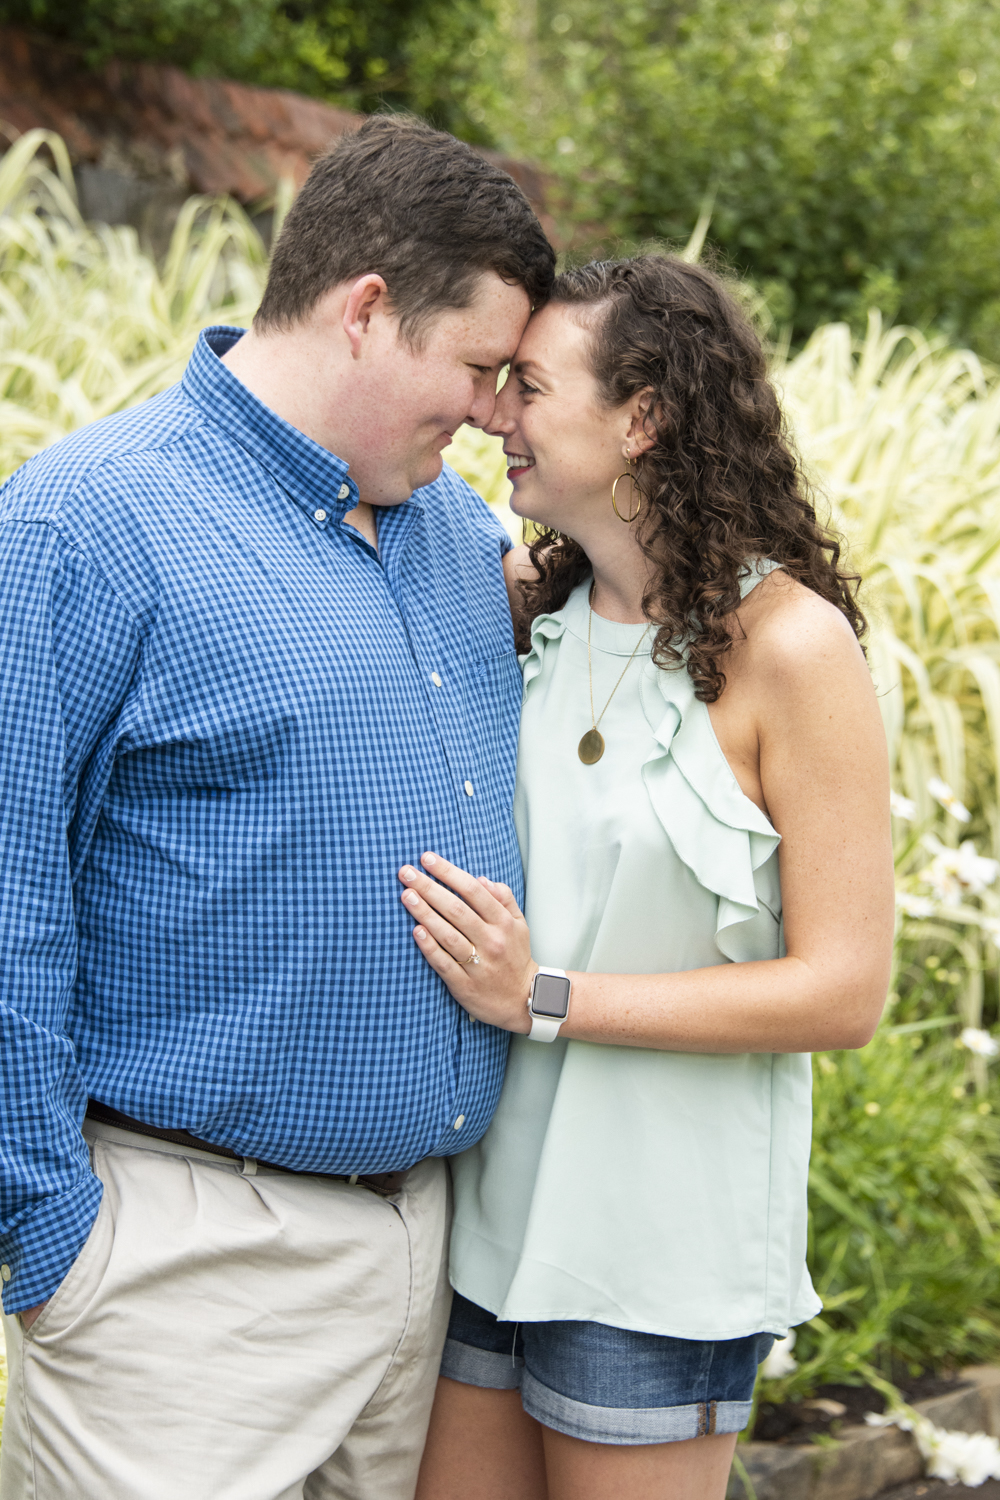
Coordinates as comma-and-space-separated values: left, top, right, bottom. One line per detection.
399, 257, 894, 1500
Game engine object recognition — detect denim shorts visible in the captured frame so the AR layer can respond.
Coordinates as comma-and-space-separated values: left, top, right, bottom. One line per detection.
441, 1292, 775, 1445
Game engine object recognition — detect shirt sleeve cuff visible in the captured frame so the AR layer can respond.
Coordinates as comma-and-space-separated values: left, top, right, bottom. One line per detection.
1, 1174, 103, 1314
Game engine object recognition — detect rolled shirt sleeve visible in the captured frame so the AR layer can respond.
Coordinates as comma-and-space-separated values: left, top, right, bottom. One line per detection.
0, 519, 141, 1311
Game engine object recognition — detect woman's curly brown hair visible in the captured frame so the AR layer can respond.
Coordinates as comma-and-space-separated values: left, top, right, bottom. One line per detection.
515, 256, 865, 700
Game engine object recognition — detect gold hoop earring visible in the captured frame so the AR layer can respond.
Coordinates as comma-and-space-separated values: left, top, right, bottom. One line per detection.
611, 455, 642, 524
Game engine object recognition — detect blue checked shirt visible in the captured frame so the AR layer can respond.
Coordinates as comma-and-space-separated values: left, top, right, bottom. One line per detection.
0, 328, 523, 1313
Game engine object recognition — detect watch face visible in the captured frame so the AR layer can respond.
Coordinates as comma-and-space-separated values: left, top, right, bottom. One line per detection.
532, 972, 570, 1019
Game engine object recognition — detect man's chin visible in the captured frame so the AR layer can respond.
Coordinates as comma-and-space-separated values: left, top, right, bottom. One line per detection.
411, 453, 445, 494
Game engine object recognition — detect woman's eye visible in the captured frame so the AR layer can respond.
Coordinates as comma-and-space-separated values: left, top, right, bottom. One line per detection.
518, 381, 539, 397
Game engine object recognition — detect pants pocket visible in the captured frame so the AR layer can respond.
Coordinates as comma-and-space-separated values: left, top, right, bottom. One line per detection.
23, 1181, 112, 1345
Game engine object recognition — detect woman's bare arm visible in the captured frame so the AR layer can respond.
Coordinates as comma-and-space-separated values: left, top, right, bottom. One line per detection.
501, 542, 537, 628
398, 584, 894, 1055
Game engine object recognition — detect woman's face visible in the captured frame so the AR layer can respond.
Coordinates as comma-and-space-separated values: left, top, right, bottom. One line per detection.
487, 301, 635, 540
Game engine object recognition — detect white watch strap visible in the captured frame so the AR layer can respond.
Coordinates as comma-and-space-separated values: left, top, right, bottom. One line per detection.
527, 966, 570, 1043
528, 1011, 565, 1043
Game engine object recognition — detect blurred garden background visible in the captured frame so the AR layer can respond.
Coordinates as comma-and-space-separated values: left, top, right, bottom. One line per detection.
5, 0, 1000, 1463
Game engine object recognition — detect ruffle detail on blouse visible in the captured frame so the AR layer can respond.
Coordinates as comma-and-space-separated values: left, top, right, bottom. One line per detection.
521, 594, 782, 964
520, 612, 568, 693
638, 664, 782, 963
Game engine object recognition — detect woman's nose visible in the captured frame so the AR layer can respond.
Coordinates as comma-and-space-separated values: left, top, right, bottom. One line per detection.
485, 380, 517, 438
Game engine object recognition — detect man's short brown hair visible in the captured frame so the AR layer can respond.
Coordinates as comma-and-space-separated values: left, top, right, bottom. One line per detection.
255, 114, 555, 341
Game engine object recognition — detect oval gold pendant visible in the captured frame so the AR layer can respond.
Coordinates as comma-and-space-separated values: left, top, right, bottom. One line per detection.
578, 728, 605, 764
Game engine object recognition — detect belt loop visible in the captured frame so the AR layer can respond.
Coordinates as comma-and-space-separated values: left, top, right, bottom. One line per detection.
348, 1173, 359, 1186
240, 1157, 258, 1177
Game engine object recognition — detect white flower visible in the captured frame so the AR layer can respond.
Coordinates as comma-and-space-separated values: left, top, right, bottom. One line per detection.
866, 1411, 1000, 1485
760, 1332, 797, 1379
919, 836, 1000, 906
923, 1424, 1000, 1486
960, 1027, 1000, 1059
895, 891, 935, 918
890, 791, 917, 821
928, 776, 972, 823
981, 917, 1000, 944
866, 1410, 913, 1431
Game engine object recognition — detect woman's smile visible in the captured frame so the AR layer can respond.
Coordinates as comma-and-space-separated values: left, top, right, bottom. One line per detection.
504, 450, 536, 479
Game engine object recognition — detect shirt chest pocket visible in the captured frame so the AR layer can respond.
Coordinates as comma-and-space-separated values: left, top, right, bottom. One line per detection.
467, 651, 522, 806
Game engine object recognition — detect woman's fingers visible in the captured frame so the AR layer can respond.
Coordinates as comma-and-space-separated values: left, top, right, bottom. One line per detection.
476, 876, 523, 919
411, 924, 468, 986
397, 858, 496, 941
419, 853, 505, 919
400, 885, 478, 964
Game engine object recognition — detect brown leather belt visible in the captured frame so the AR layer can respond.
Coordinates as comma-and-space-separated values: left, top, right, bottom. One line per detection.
85, 1100, 409, 1198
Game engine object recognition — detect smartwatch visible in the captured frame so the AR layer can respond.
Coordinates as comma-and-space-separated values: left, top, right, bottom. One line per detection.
527, 967, 572, 1042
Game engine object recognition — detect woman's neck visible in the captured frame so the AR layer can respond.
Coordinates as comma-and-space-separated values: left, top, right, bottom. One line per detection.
587, 548, 653, 624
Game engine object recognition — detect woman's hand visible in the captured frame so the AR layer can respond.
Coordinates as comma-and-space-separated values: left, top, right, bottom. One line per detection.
398, 853, 537, 1032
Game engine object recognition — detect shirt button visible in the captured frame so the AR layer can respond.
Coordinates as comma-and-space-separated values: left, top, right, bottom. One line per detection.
463, 780, 474, 797
1, 1264, 10, 1282
431, 672, 443, 688
454, 1115, 466, 1130
338, 483, 350, 500
314, 509, 327, 522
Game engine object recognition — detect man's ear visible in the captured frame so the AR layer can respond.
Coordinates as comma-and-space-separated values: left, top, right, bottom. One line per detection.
343, 274, 390, 359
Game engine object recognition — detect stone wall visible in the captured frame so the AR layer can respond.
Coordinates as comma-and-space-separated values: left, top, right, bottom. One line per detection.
0, 27, 555, 249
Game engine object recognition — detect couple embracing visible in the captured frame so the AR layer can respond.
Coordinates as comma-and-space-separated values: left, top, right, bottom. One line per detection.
0, 115, 894, 1500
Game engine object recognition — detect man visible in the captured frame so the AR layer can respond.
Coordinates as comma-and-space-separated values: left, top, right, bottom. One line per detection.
0, 114, 553, 1499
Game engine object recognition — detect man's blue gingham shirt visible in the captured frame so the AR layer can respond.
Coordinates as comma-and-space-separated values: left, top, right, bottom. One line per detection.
0, 328, 522, 1313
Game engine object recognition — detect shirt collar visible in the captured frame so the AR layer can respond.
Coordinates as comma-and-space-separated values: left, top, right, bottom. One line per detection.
182, 327, 360, 528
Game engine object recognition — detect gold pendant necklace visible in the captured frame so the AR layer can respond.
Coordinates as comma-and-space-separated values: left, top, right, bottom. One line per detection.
578, 589, 651, 764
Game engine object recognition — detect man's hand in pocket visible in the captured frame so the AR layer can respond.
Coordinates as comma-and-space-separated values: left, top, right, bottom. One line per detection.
21, 1301, 48, 1329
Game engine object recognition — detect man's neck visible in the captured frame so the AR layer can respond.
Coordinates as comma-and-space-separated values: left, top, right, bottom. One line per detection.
342, 502, 379, 550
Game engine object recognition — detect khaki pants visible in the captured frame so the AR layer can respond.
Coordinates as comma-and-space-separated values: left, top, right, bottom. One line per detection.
0, 1122, 451, 1500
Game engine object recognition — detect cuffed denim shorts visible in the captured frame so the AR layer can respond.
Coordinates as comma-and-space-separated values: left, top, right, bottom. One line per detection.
441, 1292, 775, 1445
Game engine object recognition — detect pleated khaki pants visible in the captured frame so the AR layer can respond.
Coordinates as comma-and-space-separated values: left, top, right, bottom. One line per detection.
0, 1121, 451, 1500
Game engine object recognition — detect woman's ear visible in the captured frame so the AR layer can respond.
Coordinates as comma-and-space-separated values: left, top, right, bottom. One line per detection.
625, 388, 658, 457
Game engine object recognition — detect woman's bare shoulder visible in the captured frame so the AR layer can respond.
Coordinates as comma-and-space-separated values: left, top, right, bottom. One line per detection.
739, 569, 866, 684
502, 543, 538, 584
501, 543, 540, 620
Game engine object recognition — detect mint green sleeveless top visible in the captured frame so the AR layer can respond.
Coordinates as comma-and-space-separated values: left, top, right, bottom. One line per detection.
449, 562, 821, 1338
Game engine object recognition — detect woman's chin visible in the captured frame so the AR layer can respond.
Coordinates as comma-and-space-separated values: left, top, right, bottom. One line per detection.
508, 485, 548, 527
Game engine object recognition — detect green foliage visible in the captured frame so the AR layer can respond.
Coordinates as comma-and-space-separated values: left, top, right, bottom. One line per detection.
466, 0, 1000, 356
0, 0, 499, 138
257, 0, 495, 136
0, 0, 278, 75
6, 0, 1000, 352
783, 1026, 1000, 1395
0, 131, 266, 477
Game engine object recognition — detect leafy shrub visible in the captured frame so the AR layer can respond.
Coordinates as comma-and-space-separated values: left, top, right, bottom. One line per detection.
785, 1024, 1000, 1394
0, 0, 277, 76
457, 0, 1000, 356
7, 0, 1000, 352
0, 0, 497, 136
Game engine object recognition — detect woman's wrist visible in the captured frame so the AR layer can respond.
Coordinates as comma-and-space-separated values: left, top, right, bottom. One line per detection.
507, 961, 539, 1034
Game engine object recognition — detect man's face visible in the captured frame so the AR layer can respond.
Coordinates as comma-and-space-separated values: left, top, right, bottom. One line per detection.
349, 272, 531, 505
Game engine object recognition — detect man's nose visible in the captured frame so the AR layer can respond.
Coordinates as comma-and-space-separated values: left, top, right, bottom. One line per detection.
483, 382, 516, 438
467, 387, 497, 430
